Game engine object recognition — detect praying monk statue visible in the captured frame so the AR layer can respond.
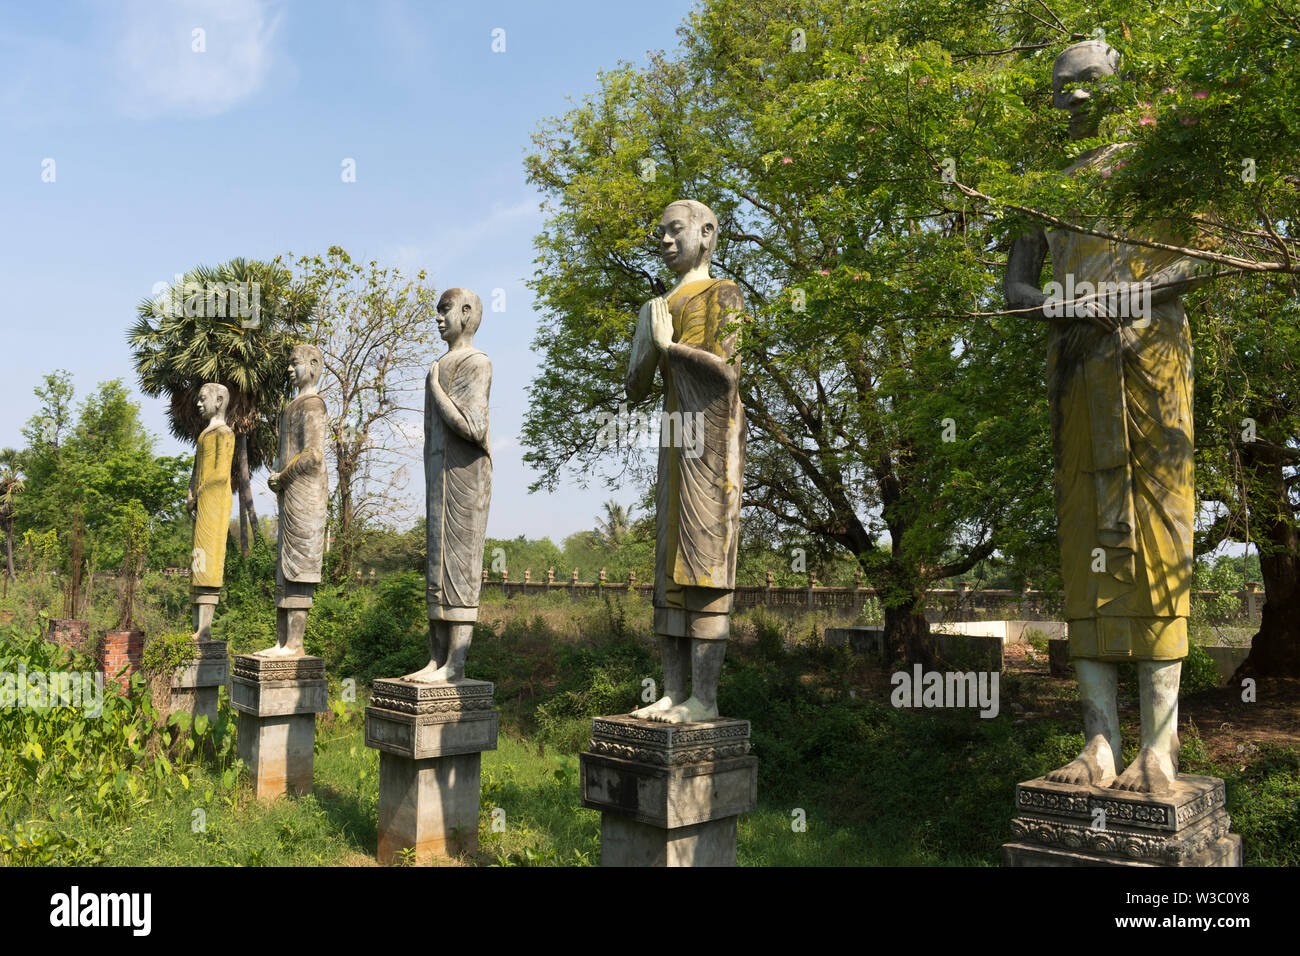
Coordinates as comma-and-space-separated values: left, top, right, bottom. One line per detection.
403, 288, 492, 682
1005, 39, 1211, 793
187, 383, 235, 641
627, 199, 746, 724
260, 344, 329, 657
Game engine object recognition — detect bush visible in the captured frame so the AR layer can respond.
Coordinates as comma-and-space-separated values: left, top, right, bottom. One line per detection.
0, 622, 240, 864
1180, 642, 1223, 694
340, 572, 426, 684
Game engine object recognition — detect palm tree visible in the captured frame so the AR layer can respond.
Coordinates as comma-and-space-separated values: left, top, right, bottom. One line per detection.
127, 258, 316, 555
594, 499, 633, 549
0, 448, 23, 596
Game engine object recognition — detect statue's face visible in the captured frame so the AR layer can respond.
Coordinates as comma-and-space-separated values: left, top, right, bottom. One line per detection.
288, 351, 317, 388
658, 205, 713, 275
197, 387, 220, 420
436, 292, 472, 344
1052, 43, 1118, 139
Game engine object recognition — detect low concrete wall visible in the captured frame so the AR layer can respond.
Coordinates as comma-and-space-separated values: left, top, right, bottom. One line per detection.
824, 626, 1002, 670
1203, 645, 1251, 683
824, 626, 887, 663
931, 620, 1067, 644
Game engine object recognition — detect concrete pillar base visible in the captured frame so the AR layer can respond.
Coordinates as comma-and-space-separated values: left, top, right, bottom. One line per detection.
230, 654, 327, 800
365, 677, 497, 863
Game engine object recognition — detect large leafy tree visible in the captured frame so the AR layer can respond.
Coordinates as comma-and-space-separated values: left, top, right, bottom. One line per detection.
127, 258, 316, 555
522, 0, 1059, 659
523, 0, 1300, 670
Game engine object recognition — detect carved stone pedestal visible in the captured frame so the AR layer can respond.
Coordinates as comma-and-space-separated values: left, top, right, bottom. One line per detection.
231, 655, 327, 800
1003, 773, 1242, 867
365, 678, 498, 863
171, 639, 228, 724
580, 715, 757, 867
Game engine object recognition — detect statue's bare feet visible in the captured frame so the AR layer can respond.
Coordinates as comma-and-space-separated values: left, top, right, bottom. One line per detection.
1045, 734, 1119, 787
401, 662, 452, 683
1111, 746, 1175, 794
255, 642, 298, 658
629, 695, 677, 720
648, 696, 717, 724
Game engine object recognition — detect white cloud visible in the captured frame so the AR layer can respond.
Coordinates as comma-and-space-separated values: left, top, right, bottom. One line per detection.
113, 0, 283, 118
392, 199, 540, 277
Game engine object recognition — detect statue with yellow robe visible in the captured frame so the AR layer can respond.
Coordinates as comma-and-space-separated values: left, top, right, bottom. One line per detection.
187, 383, 235, 641
1005, 40, 1210, 794
627, 199, 746, 725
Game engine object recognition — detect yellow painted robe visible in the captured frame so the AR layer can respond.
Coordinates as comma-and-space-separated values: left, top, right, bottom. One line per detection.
638, 278, 746, 637
190, 424, 234, 588
1048, 144, 1196, 661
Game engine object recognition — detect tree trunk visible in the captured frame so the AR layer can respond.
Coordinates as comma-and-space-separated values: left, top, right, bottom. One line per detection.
3, 519, 13, 593
1235, 447, 1300, 677
884, 600, 935, 668
235, 432, 253, 557
1232, 435, 1300, 678
334, 456, 355, 584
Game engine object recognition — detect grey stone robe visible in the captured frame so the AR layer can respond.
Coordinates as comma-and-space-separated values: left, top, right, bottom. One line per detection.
425, 349, 492, 621
276, 393, 329, 597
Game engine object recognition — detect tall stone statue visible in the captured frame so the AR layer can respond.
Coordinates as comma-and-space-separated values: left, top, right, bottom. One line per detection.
187, 383, 234, 640
1005, 40, 1209, 794
404, 288, 492, 682
626, 199, 746, 724
260, 344, 329, 657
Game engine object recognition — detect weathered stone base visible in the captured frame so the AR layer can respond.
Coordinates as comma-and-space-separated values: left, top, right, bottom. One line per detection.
376, 751, 482, 863
171, 686, 220, 724
1004, 773, 1241, 867
171, 639, 228, 724
600, 813, 738, 867
237, 711, 317, 800
364, 677, 497, 863
231, 654, 327, 801
580, 715, 757, 868
1003, 835, 1242, 867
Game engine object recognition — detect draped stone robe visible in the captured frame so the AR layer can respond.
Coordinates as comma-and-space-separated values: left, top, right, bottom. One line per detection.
190, 423, 234, 589
275, 393, 329, 595
628, 278, 746, 640
1049, 143, 1197, 662
425, 349, 492, 622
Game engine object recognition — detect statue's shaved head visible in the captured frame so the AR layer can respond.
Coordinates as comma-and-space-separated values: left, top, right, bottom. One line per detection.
439, 287, 483, 338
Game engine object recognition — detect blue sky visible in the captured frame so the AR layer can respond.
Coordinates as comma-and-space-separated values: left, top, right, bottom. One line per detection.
0, 0, 695, 541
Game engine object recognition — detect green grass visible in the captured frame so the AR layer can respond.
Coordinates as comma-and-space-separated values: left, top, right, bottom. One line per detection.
4, 607, 1297, 866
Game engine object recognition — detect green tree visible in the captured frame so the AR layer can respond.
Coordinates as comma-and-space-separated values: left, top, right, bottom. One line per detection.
13, 377, 188, 590
523, 0, 1300, 668
0, 448, 23, 592
127, 258, 316, 555
521, 0, 1058, 660
594, 500, 634, 549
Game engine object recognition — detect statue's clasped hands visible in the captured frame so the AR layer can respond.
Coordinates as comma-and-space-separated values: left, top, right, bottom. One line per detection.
648, 297, 674, 351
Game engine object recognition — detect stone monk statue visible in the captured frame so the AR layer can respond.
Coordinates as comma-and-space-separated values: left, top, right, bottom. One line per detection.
260, 344, 329, 657
627, 199, 746, 724
1005, 39, 1209, 793
404, 288, 492, 682
187, 383, 235, 641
